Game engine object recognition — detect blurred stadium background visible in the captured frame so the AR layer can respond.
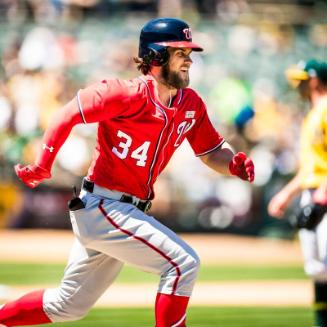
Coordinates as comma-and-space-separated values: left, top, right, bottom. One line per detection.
0, 0, 326, 326
0, 0, 327, 236
0, 0, 326, 236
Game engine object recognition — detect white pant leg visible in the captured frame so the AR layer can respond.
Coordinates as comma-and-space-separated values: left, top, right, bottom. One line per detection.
299, 191, 327, 282
72, 193, 200, 297
43, 237, 123, 323
299, 216, 327, 282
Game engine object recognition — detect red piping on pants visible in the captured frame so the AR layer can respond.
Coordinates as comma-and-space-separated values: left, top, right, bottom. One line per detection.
98, 199, 181, 294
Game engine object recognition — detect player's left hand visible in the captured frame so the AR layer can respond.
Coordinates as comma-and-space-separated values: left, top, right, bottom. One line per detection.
14, 164, 51, 188
229, 152, 255, 183
312, 184, 327, 205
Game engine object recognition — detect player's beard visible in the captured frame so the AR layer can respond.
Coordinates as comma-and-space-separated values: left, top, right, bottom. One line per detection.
161, 64, 190, 89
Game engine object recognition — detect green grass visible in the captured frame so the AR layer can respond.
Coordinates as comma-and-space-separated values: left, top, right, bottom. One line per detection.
199, 265, 307, 281
44, 307, 313, 327
0, 262, 307, 285
0, 262, 312, 326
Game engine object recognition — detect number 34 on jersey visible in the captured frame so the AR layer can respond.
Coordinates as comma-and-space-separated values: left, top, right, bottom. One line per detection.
112, 130, 151, 167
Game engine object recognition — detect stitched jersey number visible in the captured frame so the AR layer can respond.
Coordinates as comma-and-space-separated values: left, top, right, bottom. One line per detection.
131, 141, 151, 167
112, 130, 150, 167
112, 130, 131, 159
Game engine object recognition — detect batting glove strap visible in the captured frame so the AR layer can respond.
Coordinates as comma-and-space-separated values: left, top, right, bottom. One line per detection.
229, 152, 255, 183
14, 164, 51, 188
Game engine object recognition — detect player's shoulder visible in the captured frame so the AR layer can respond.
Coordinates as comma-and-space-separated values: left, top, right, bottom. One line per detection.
181, 87, 205, 107
99, 77, 135, 90
102, 77, 146, 97
182, 87, 202, 99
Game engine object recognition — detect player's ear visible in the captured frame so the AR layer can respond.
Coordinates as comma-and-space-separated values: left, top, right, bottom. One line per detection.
309, 77, 320, 90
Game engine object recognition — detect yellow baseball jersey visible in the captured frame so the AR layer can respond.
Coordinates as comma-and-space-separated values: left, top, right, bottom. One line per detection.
299, 98, 327, 188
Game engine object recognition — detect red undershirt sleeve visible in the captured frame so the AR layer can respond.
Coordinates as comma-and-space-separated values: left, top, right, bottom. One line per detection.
35, 98, 84, 172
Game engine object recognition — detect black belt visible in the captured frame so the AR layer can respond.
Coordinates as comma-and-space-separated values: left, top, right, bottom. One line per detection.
82, 179, 152, 212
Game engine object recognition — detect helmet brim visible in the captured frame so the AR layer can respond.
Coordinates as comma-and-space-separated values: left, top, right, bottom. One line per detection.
155, 41, 203, 52
285, 67, 309, 81
285, 66, 309, 88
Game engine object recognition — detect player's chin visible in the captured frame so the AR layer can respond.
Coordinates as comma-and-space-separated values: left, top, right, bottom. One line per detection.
179, 72, 190, 87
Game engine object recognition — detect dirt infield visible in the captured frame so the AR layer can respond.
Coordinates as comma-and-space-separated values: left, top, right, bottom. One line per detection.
0, 280, 312, 308
0, 229, 303, 265
0, 230, 310, 307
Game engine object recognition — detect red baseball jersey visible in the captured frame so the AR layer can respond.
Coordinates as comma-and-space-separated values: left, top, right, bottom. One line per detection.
77, 75, 224, 200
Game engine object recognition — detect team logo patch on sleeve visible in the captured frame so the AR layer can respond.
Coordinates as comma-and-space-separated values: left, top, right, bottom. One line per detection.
174, 119, 196, 147
42, 143, 54, 152
185, 111, 195, 118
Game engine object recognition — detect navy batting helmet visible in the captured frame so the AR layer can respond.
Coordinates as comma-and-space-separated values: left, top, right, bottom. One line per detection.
139, 18, 203, 66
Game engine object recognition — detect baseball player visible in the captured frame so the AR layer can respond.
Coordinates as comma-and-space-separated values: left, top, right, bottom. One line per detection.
268, 60, 327, 327
0, 18, 254, 327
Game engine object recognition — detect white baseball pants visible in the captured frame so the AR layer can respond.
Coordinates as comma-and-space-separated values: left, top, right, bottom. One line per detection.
43, 186, 200, 322
299, 190, 327, 282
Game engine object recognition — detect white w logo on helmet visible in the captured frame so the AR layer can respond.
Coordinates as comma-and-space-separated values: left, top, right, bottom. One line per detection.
183, 28, 192, 40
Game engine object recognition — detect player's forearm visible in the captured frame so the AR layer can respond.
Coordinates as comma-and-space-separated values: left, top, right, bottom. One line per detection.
35, 99, 83, 172
279, 173, 302, 201
200, 142, 235, 175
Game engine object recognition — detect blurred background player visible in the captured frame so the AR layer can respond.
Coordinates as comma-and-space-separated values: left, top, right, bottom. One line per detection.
0, 17, 254, 327
268, 59, 327, 327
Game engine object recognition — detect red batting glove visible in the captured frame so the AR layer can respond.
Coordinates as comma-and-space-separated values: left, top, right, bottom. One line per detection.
14, 164, 51, 188
229, 152, 255, 183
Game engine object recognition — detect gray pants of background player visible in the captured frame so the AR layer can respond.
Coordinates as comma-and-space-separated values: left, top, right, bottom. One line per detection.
299, 190, 327, 281
299, 190, 327, 326
42, 184, 200, 323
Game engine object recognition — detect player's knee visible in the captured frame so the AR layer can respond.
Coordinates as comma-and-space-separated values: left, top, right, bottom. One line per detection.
304, 262, 327, 282
185, 252, 201, 279
43, 287, 91, 322
176, 253, 200, 295
174, 251, 201, 281
159, 249, 200, 296
166, 251, 200, 277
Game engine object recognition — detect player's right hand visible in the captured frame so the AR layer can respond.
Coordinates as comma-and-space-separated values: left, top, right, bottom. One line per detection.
267, 191, 290, 218
14, 164, 51, 188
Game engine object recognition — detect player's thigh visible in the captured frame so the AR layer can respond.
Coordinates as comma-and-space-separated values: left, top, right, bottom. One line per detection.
92, 200, 199, 275
44, 237, 124, 310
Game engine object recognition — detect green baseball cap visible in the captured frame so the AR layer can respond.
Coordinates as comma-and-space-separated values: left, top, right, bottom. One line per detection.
285, 59, 327, 87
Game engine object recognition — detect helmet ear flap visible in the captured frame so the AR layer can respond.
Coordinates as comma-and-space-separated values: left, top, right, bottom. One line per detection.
144, 44, 169, 66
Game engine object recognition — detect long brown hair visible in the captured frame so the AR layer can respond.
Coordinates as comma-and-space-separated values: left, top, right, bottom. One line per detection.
133, 57, 151, 75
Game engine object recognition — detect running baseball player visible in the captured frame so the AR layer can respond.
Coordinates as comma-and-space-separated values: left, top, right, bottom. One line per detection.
0, 18, 254, 327
268, 59, 327, 327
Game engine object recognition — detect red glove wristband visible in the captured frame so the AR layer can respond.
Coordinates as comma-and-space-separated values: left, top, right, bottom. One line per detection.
14, 164, 51, 188
229, 152, 255, 182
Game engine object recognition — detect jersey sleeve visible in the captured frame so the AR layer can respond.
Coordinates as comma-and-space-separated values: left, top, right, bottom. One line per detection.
76, 79, 130, 123
187, 100, 225, 156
